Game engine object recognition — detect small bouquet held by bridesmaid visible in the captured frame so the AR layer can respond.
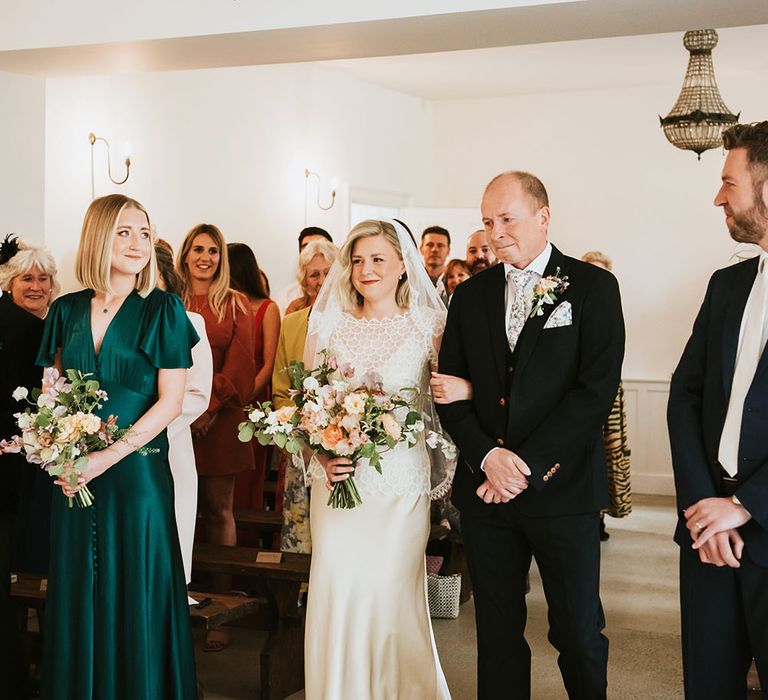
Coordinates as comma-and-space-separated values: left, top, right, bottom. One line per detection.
0, 368, 147, 508
238, 351, 435, 509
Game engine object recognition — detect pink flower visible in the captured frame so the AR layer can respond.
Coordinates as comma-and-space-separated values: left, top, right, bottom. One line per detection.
380, 412, 402, 441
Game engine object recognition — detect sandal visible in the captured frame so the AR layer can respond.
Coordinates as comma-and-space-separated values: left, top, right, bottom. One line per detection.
202, 628, 230, 653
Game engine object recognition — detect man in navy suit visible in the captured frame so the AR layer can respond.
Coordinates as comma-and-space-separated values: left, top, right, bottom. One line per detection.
437, 171, 625, 699
668, 121, 768, 698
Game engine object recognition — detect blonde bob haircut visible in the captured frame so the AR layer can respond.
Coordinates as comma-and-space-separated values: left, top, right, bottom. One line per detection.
337, 220, 410, 312
0, 238, 61, 302
177, 223, 244, 322
75, 194, 156, 296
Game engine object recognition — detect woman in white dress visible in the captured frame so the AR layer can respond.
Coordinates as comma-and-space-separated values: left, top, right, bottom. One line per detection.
303, 219, 464, 699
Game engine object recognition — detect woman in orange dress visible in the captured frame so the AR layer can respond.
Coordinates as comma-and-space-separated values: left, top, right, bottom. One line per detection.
228, 243, 280, 515
177, 224, 256, 651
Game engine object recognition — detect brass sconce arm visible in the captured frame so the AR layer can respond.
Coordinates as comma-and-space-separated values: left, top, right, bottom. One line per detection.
89, 132, 131, 199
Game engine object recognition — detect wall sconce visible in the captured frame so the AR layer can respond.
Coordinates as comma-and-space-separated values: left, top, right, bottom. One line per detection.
304, 169, 337, 223
89, 132, 131, 199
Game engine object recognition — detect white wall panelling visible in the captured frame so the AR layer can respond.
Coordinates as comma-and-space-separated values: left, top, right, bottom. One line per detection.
623, 379, 674, 497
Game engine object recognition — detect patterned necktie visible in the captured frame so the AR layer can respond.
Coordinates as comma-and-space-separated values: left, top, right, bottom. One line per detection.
718, 257, 768, 476
506, 269, 535, 352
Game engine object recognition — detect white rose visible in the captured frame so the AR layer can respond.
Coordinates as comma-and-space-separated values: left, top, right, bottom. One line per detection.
39, 445, 60, 463
274, 406, 297, 424
12, 387, 28, 402
343, 393, 366, 416
303, 376, 320, 393
83, 414, 102, 435
248, 408, 265, 422
17, 413, 34, 430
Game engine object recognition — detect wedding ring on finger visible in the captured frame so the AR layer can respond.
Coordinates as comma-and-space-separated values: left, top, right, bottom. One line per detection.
696, 521, 703, 531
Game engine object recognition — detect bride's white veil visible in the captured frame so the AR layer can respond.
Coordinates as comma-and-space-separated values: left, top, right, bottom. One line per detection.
303, 219, 456, 499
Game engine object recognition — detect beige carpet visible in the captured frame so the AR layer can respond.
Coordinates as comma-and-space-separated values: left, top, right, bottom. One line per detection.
197, 495, 683, 699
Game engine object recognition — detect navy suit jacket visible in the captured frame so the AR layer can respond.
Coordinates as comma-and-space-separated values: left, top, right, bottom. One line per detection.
436, 245, 625, 518
668, 256, 768, 565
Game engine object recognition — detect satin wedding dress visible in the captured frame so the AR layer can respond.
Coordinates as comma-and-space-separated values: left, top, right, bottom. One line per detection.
304, 310, 451, 700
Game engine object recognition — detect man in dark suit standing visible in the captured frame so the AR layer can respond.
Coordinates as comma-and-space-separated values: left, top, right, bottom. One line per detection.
668, 121, 768, 698
0, 287, 44, 699
437, 171, 625, 699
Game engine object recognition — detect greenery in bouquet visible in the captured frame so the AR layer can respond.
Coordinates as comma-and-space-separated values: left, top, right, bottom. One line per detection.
0, 368, 153, 508
238, 350, 425, 509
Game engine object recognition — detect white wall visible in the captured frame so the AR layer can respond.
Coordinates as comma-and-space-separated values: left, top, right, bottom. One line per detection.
0, 71, 45, 242
428, 81, 768, 381
44, 63, 434, 293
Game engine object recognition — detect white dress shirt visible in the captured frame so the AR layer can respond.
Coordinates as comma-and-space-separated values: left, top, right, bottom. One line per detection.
482, 242, 552, 472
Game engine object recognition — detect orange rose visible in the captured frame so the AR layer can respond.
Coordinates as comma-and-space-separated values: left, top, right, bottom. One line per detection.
321, 422, 344, 450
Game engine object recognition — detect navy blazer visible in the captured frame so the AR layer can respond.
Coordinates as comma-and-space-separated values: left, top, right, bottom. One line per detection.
668, 256, 768, 565
437, 245, 625, 518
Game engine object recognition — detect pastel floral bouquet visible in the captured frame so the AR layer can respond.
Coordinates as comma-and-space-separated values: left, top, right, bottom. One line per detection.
238, 351, 427, 509
0, 368, 151, 508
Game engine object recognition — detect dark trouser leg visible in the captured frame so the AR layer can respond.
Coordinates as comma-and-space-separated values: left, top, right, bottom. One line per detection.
526, 512, 608, 700
462, 511, 533, 700
679, 541, 751, 699
734, 551, 768, 696
0, 510, 25, 700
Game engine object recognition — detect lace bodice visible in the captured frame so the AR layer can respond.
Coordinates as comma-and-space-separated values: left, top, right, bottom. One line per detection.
308, 310, 441, 497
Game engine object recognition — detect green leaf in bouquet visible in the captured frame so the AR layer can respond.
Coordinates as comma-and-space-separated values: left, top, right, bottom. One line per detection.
405, 411, 421, 426
85, 380, 99, 394
257, 432, 272, 446
65, 369, 79, 382
31, 388, 42, 401
34, 411, 52, 428
385, 436, 396, 450
73, 456, 89, 472
273, 432, 288, 449
360, 442, 376, 460
237, 423, 256, 443
285, 436, 304, 454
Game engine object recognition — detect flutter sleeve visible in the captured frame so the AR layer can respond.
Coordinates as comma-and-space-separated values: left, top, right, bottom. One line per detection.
140, 291, 200, 369
36, 296, 67, 367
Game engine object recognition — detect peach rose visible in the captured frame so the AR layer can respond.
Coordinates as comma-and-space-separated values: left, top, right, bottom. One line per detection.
321, 422, 344, 450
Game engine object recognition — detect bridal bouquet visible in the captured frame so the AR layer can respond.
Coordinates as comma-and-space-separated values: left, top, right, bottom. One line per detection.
0, 368, 148, 508
238, 351, 427, 509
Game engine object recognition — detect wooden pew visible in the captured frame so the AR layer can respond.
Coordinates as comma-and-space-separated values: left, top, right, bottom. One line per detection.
192, 543, 310, 700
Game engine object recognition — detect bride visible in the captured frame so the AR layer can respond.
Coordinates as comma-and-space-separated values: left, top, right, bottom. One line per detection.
303, 219, 467, 699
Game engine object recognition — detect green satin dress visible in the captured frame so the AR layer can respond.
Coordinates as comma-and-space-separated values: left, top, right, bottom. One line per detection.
37, 288, 200, 700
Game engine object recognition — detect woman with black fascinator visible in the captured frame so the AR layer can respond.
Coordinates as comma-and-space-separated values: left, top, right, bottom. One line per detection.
0, 233, 47, 697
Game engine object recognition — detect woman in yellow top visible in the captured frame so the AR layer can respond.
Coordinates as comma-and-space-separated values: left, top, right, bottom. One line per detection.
273, 238, 339, 552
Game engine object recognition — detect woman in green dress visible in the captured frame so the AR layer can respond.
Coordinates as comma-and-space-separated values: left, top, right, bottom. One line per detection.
38, 194, 199, 699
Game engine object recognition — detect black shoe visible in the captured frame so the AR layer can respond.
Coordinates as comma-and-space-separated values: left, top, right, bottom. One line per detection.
600, 520, 610, 542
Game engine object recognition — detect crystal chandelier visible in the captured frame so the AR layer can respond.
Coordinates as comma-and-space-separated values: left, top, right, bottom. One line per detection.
659, 29, 739, 160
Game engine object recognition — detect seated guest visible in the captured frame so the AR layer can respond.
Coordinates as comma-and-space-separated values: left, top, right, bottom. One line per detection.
0, 236, 58, 575
274, 227, 333, 316
155, 244, 212, 594
284, 239, 337, 315
466, 228, 497, 273
275, 243, 338, 554
228, 242, 281, 513
444, 258, 472, 303
419, 225, 451, 306
0, 235, 45, 698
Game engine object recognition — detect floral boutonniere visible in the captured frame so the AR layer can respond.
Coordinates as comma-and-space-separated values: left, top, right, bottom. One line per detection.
529, 267, 569, 318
